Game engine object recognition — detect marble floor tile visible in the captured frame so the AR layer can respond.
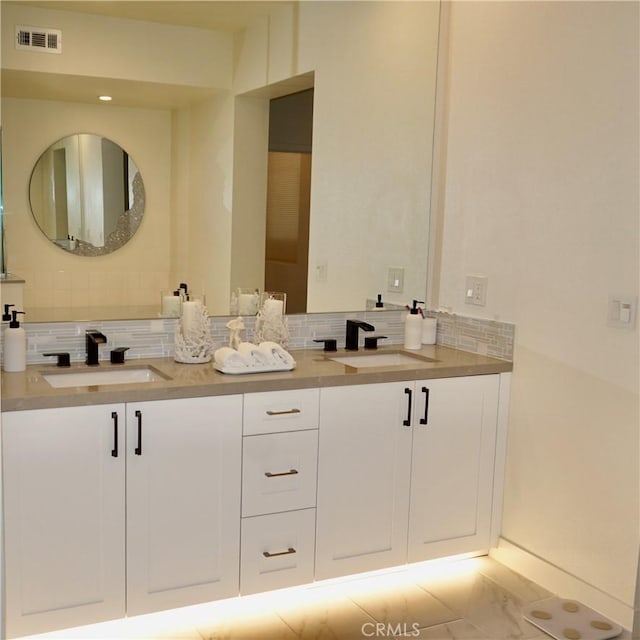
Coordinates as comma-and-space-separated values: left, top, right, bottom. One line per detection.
475, 557, 553, 603
411, 619, 494, 639
274, 592, 378, 639
346, 581, 458, 630
416, 570, 544, 639
196, 610, 298, 640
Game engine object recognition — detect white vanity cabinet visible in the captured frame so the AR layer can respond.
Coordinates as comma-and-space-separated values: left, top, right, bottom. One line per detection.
2, 395, 243, 637
240, 389, 319, 594
2, 404, 126, 638
126, 395, 242, 615
315, 375, 501, 580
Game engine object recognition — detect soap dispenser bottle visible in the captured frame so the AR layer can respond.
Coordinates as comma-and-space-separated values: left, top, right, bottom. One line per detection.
3, 310, 27, 372
404, 300, 424, 350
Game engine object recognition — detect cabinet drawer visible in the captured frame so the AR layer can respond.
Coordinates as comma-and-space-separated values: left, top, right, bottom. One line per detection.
242, 430, 318, 517
243, 389, 319, 435
241, 509, 316, 595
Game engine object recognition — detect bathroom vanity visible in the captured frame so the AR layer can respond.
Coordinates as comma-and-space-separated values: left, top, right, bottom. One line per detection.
1, 345, 511, 638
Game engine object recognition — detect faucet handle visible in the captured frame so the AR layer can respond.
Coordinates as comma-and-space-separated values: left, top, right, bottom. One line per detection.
313, 338, 337, 352
110, 347, 130, 364
364, 336, 387, 350
43, 352, 71, 367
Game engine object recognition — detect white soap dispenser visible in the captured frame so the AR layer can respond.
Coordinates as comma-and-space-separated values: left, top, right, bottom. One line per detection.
3, 310, 27, 372
404, 300, 424, 350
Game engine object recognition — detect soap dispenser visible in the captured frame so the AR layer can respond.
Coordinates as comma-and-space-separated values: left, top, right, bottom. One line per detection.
3, 310, 27, 372
404, 300, 424, 350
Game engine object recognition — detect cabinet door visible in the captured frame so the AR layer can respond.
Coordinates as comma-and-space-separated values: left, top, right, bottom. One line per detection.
2, 405, 125, 638
408, 375, 499, 561
315, 383, 413, 580
126, 395, 242, 616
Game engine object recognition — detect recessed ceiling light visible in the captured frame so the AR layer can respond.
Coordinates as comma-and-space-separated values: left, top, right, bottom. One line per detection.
98, 95, 112, 102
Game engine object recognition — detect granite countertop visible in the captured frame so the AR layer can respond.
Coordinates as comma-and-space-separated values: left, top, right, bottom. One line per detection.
1, 345, 512, 412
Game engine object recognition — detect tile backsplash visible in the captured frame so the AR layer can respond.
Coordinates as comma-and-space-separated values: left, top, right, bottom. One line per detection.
6, 310, 514, 366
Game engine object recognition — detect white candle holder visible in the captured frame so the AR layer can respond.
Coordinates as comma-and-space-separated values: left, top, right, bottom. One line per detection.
160, 289, 182, 317
254, 292, 289, 348
174, 299, 214, 363
230, 288, 260, 316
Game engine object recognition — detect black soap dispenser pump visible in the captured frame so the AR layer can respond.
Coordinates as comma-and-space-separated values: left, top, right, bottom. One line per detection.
3, 310, 27, 372
3, 304, 15, 322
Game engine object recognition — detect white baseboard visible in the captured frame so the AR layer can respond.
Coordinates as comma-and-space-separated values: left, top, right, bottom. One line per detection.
490, 538, 634, 631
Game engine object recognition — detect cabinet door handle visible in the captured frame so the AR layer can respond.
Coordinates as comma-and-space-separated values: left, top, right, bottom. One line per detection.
111, 412, 119, 457
420, 386, 430, 425
265, 469, 299, 478
134, 410, 142, 456
266, 408, 301, 416
403, 387, 412, 426
263, 547, 296, 558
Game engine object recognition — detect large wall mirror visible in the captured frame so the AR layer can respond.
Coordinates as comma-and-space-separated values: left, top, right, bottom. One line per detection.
1, 0, 441, 322
29, 134, 145, 256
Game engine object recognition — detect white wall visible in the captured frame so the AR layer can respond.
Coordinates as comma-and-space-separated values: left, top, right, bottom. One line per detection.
171, 95, 235, 313
437, 1, 639, 627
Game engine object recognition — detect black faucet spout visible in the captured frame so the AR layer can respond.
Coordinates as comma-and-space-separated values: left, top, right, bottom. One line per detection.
86, 330, 107, 366
345, 320, 375, 351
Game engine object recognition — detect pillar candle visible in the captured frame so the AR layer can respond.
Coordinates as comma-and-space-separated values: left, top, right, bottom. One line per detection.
181, 301, 200, 339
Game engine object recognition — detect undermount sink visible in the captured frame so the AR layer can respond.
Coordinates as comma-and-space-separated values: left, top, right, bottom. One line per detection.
330, 352, 438, 368
43, 366, 170, 388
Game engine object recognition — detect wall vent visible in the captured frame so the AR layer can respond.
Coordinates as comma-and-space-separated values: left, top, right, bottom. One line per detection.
15, 26, 62, 53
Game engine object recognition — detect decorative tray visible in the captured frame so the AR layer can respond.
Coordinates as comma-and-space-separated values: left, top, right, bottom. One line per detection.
213, 362, 296, 375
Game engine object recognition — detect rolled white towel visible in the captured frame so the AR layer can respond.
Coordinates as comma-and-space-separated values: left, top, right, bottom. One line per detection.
237, 342, 275, 367
214, 347, 250, 370
258, 341, 295, 367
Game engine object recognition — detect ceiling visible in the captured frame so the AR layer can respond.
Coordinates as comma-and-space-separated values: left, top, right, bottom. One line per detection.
2, 1, 297, 108
4, 1, 294, 33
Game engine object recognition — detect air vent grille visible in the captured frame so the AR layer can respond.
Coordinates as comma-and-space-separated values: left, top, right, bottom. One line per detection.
15, 26, 62, 53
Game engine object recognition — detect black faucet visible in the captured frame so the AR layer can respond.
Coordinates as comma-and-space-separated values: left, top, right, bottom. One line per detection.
345, 319, 375, 351
86, 330, 107, 366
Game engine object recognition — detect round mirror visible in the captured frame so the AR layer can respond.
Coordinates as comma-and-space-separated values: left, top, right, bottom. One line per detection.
29, 134, 145, 256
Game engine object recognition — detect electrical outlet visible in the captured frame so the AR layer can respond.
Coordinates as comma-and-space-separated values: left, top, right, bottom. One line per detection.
465, 275, 488, 306
387, 267, 404, 293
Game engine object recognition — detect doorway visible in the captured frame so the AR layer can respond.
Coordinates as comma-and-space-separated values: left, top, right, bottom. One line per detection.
264, 89, 313, 314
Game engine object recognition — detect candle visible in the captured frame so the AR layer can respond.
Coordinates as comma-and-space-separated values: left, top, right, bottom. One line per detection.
162, 291, 181, 317
263, 298, 283, 316
238, 293, 257, 315
181, 300, 200, 339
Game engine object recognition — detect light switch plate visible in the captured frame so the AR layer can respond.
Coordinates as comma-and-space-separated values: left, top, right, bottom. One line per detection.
607, 295, 637, 329
316, 262, 328, 282
387, 267, 404, 293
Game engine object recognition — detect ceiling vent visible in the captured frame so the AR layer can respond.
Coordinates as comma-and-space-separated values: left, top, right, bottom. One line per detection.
15, 26, 62, 53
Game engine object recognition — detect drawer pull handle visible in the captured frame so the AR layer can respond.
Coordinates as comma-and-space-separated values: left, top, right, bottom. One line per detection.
263, 547, 296, 558
265, 469, 299, 478
266, 408, 301, 416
